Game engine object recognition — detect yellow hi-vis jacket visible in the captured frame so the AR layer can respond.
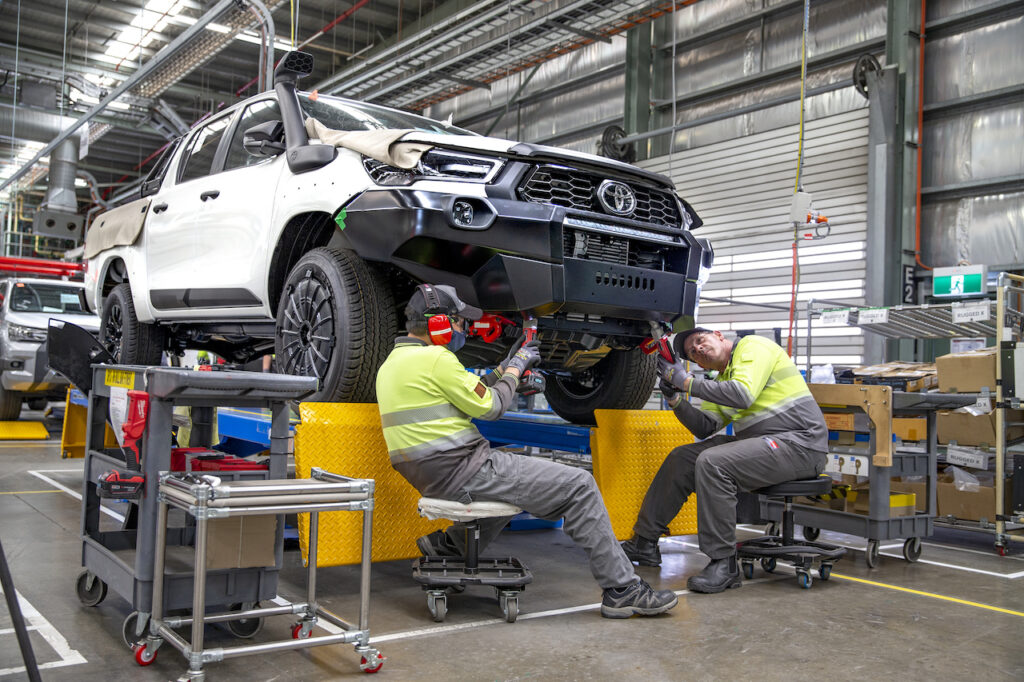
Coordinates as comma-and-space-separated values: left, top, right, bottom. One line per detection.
679, 335, 827, 452
375, 337, 518, 497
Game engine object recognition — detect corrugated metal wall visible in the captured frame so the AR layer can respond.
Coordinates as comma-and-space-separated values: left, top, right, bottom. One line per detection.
640, 108, 869, 366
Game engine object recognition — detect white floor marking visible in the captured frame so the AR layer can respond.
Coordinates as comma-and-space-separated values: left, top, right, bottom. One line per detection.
0, 587, 87, 677
27, 470, 124, 523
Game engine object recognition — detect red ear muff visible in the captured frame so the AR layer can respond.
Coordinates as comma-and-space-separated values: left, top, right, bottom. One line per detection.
427, 314, 453, 345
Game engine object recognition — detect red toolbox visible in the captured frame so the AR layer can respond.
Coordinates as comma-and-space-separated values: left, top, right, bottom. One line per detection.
170, 447, 269, 472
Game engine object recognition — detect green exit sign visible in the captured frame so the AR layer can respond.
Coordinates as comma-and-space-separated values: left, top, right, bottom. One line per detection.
933, 265, 987, 297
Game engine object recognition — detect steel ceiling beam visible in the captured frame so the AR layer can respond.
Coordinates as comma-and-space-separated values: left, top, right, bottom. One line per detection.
0, 0, 239, 193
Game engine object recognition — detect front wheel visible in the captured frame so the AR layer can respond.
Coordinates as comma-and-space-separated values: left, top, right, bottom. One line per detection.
275, 248, 395, 403
100, 283, 165, 365
0, 385, 21, 421
544, 349, 657, 424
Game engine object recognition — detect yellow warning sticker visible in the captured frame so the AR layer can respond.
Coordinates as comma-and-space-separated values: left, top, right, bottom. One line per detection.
105, 369, 135, 389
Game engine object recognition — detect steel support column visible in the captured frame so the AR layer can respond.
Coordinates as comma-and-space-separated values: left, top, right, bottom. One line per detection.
624, 23, 652, 161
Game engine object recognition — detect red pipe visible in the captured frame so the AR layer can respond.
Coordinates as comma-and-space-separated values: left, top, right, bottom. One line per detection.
0, 256, 85, 279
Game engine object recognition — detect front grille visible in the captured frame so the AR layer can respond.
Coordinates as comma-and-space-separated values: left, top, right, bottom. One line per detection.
563, 229, 668, 269
519, 165, 681, 227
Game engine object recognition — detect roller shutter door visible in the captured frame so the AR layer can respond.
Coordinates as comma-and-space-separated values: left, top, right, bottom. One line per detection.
640, 108, 869, 366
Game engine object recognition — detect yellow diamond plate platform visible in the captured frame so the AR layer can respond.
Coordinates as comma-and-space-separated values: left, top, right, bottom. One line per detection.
294, 402, 446, 567
591, 409, 698, 539
0, 421, 49, 440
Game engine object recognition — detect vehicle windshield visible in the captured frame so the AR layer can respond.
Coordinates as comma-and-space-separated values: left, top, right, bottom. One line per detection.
298, 93, 474, 136
9, 282, 90, 315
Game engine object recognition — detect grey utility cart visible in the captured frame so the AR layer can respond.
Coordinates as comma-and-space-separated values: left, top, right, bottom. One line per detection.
74, 365, 316, 650
762, 383, 976, 568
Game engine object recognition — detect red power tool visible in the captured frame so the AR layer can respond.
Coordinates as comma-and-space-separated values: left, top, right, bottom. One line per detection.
97, 390, 150, 500
641, 321, 675, 363
517, 316, 546, 396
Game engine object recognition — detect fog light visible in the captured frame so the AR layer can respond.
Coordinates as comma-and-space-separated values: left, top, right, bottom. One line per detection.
452, 200, 474, 226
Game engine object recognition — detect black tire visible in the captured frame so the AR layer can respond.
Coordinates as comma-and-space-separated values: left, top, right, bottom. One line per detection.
225, 603, 264, 638
100, 283, 165, 365
75, 570, 107, 607
26, 397, 48, 411
275, 248, 396, 402
802, 526, 820, 542
543, 349, 657, 424
865, 539, 881, 569
0, 385, 22, 420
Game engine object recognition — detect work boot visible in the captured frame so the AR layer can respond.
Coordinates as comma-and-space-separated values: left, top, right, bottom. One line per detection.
621, 535, 662, 567
601, 578, 678, 619
416, 530, 460, 557
686, 555, 742, 594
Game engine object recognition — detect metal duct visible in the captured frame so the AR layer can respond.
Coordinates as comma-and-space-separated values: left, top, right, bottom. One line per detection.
43, 137, 79, 213
0, 102, 84, 211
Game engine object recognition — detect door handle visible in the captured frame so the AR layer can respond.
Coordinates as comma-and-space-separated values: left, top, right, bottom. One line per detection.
200, 190, 220, 202
152, 203, 168, 214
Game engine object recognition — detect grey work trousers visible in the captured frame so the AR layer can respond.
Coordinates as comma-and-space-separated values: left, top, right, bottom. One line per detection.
440, 449, 637, 589
633, 434, 826, 560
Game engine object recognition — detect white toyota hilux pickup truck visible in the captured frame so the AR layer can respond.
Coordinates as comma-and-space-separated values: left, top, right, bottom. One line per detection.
84, 52, 712, 424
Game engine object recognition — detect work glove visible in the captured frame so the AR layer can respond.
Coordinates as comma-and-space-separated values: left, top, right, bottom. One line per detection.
658, 355, 692, 392
497, 334, 527, 373
505, 339, 542, 376
659, 378, 682, 404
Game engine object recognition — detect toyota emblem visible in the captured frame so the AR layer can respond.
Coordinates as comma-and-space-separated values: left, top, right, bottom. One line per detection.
597, 179, 637, 216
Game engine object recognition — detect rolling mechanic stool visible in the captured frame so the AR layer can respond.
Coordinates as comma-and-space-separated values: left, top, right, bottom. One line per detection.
736, 474, 847, 589
412, 498, 533, 623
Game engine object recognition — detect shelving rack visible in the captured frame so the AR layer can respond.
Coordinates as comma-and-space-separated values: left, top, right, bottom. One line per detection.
804, 272, 1024, 552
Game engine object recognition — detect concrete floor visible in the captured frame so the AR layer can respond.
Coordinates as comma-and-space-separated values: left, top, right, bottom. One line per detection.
2, 416, 1023, 681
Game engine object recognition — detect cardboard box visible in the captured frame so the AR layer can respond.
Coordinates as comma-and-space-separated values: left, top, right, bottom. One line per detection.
936, 347, 997, 393
823, 412, 854, 431
851, 362, 938, 393
937, 408, 1024, 448
894, 480, 928, 512
853, 490, 917, 517
206, 514, 278, 570
893, 416, 927, 441
936, 480, 1010, 522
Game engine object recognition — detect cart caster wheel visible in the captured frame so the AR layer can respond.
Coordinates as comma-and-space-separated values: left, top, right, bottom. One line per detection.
427, 593, 447, 622
802, 526, 820, 541
741, 561, 754, 579
797, 571, 812, 589
764, 522, 779, 538
865, 539, 881, 568
996, 544, 1007, 557
760, 557, 777, 573
133, 643, 157, 666
818, 564, 832, 581
122, 611, 149, 649
226, 602, 263, 638
75, 570, 107, 607
360, 652, 385, 673
500, 595, 519, 623
291, 623, 312, 639
902, 537, 922, 563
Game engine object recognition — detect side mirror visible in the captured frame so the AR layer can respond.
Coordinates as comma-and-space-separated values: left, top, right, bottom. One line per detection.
140, 178, 162, 198
243, 120, 287, 157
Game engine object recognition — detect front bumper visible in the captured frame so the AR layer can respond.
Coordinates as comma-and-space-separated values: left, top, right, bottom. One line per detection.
1, 340, 68, 393
340, 189, 711, 323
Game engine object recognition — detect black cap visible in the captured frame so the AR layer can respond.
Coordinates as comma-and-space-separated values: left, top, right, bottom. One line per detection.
405, 284, 483, 322
673, 327, 712, 361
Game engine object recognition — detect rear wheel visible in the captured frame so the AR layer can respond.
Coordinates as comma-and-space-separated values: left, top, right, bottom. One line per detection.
544, 349, 657, 424
100, 283, 165, 365
275, 248, 396, 402
0, 386, 21, 420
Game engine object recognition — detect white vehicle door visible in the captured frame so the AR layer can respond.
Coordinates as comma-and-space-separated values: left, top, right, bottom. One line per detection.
144, 114, 234, 313
181, 98, 286, 314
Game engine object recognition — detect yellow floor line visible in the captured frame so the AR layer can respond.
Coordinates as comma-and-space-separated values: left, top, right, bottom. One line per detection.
833, 572, 1024, 617
0, 489, 62, 495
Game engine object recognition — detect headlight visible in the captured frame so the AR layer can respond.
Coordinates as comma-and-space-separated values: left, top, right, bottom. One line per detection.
363, 149, 504, 186
9, 323, 48, 342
